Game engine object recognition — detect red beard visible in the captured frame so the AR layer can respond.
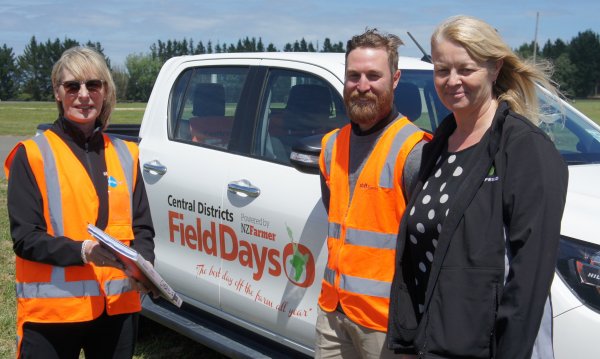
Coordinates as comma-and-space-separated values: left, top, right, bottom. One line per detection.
344, 87, 393, 129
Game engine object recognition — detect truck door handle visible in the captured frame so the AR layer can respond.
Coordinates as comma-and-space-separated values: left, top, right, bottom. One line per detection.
228, 179, 261, 198
143, 160, 167, 175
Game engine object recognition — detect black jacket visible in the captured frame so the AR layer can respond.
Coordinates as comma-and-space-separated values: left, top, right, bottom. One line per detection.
387, 102, 568, 358
7, 118, 155, 266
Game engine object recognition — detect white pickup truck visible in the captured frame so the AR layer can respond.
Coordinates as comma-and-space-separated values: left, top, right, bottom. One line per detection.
107, 52, 600, 358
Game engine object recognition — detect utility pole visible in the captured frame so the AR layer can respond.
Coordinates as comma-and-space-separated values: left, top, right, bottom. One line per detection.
533, 12, 539, 63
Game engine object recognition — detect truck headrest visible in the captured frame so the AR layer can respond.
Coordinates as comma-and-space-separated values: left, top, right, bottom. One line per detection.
395, 82, 422, 122
192, 83, 225, 117
286, 84, 331, 116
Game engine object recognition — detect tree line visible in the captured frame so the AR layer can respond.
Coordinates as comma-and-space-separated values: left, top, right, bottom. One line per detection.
1, 31, 598, 102
0, 36, 345, 102
515, 29, 600, 98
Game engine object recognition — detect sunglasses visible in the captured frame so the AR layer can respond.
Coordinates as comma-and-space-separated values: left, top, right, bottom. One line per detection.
60, 79, 105, 94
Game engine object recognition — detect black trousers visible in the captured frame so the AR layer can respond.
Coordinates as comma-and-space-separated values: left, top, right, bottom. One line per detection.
19, 310, 138, 359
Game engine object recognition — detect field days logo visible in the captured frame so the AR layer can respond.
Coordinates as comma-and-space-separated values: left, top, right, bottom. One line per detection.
168, 210, 315, 287
282, 224, 315, 288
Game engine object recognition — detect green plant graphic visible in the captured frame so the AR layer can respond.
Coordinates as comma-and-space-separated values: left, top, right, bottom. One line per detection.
286, 223, 308, 281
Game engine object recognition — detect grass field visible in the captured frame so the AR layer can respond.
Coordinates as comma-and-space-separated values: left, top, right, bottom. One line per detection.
570, 98, 600, 124
1, 98, 599, 357
1, 99, 599, 137
0, 101, 146, 136
0, 178, 16, 358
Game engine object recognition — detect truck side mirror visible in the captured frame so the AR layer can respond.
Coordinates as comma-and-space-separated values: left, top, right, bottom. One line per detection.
290, 134, 323, 175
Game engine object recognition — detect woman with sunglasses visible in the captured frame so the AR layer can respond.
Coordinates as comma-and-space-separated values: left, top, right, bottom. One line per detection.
5, 46, 155, 358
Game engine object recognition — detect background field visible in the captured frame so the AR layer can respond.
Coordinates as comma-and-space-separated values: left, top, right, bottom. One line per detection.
0, 101, 147, 136
1, 99, 599, 137
570, 98, 600, 124
1, 99, 599, 357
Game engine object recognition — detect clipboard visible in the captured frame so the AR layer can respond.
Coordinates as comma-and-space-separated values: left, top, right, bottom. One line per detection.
87, 224, 182, 307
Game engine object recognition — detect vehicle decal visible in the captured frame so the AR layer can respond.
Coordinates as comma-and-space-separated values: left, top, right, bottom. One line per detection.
240, 212, 270, 228
283, 223, 315, 288
194, 261, 314, 318
167, 195, 234, 221
167, 209, 316, 287
240, 223, 276, 241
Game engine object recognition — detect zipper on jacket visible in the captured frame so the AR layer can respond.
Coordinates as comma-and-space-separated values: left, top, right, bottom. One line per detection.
333, 206, 351, 287
419, 307, 429, 358
333, 223, 346, 288
84, 141, 93, 174
489, 283, 499, 359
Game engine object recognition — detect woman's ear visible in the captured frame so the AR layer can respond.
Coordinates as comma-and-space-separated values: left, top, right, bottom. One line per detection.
54, 86, 62, 102
494, 59, 504, 79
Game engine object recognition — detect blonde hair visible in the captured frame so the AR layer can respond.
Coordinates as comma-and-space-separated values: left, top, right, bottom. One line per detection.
431, 15, 558, 124
51, 46, 116, 128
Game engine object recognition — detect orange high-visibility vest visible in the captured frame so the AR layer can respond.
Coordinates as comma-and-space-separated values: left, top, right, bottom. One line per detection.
4, 130, 141, 356
318, 116, 430, 332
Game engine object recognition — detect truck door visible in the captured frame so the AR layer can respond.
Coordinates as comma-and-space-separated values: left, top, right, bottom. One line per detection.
139, 62, 258, 311
218, 61, 346, 350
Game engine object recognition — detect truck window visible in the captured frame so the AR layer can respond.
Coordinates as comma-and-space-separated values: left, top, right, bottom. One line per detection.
396, 70, 450, 133
254, 68, 346, 164
170, 67, 249, 149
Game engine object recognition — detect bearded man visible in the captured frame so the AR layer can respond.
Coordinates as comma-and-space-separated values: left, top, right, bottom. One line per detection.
315, 29, 430, 359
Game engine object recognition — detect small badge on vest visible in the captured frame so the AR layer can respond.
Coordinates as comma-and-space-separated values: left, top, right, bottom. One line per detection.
484, 165, 499, 182
107, 175, 118, 188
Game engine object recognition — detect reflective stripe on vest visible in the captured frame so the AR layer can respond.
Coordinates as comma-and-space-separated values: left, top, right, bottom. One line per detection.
32, 135, 64, 236
328, 222, 341, 239
17, 267, 100, 298
325, 267, 392, 298
345, 227, 396, 249
324, 267, 335, 286
379, 124, 421, 188
110, 135, 134, 216
340, 273, 391, 298
322, 130, 339, 178
323, 267, 391, 298
105, 278, 134, 296
328, 222, 395, 249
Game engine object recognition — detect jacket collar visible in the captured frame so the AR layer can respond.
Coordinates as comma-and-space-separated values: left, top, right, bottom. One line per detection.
420, 102, 509, 177
52, 117, 104, 151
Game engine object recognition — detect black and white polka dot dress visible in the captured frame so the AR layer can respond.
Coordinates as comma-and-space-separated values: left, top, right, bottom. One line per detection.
406, 145, 475, 316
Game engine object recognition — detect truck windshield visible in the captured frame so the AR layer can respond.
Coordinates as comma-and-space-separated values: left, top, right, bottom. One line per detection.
537, 88, 600, 165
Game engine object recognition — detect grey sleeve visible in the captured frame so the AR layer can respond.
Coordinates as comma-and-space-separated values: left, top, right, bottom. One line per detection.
401, 140, 425, 201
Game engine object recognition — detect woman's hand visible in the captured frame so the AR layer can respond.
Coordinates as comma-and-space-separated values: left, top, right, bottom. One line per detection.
82, 240, 124, 269
125, 267, 160, 298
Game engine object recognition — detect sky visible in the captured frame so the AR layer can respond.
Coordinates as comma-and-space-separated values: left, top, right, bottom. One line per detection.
1, 0, 599, 67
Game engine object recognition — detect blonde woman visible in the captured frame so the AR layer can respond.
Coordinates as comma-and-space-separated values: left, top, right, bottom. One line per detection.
5, 46, 155, 358
388, 16, 568, 358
